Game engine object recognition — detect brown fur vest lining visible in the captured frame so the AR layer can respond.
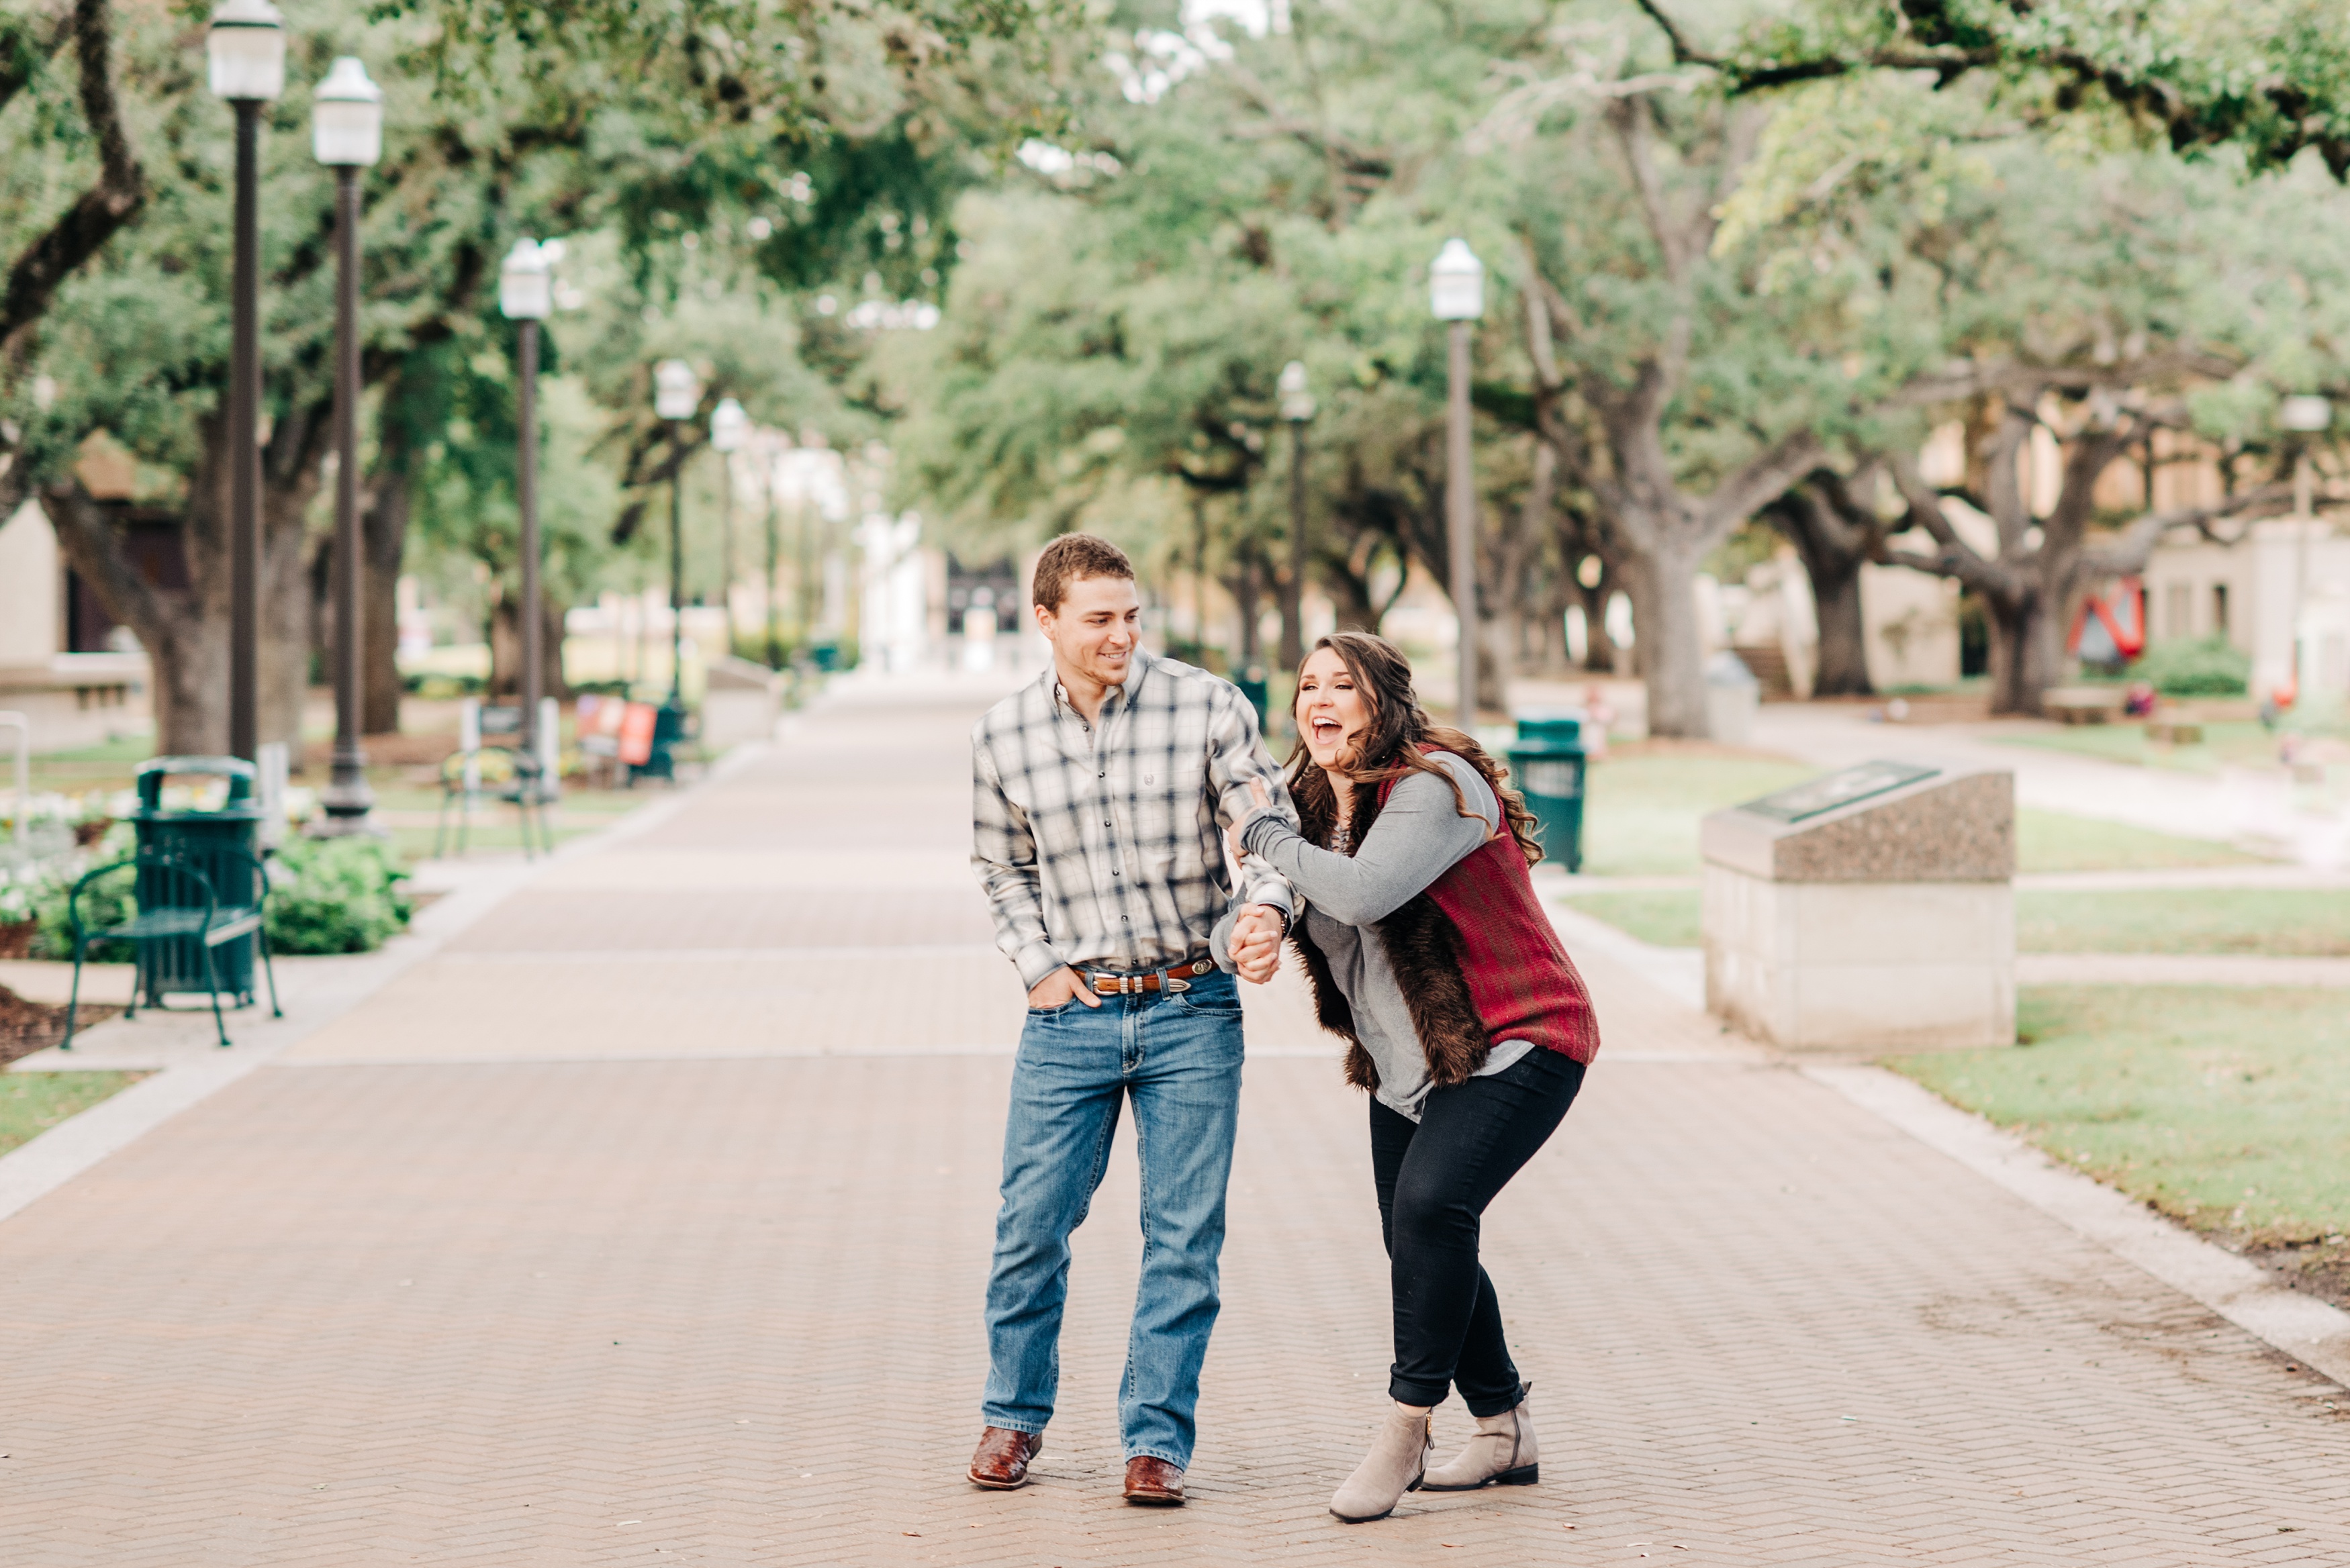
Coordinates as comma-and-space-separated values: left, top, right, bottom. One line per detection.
1287, 772, 1493, 1092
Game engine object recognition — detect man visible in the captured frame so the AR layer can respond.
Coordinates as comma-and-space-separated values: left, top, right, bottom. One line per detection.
967, 533, 1290, 1506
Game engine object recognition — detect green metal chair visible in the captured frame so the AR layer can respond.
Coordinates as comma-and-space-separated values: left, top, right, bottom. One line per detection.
433, 744, 552, 859
62, 845, 282, 1050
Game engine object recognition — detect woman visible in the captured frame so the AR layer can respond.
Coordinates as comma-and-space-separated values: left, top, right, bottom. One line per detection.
1231, 631, 1601, 1523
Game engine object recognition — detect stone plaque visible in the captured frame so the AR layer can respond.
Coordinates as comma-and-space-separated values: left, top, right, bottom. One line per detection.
1740, 761, 1939, 824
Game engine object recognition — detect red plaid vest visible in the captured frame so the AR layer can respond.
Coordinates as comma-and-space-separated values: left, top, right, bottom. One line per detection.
1382, 757, 1602, 1065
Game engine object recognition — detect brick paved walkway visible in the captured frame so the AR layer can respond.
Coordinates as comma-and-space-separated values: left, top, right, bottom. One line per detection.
3, 673, 2347, 1566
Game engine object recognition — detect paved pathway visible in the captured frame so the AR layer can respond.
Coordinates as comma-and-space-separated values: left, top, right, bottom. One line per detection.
3, 675, 2349, 1565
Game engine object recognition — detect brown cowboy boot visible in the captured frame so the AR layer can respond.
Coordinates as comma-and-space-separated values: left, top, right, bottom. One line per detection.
968, 1426, 1043, 1490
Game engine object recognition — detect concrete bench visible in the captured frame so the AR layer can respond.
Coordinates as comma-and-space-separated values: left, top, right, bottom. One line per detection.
2044, 687, 2124, 725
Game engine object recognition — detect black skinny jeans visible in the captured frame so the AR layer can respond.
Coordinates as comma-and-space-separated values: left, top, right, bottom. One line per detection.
1368, 1046, 1585, 1416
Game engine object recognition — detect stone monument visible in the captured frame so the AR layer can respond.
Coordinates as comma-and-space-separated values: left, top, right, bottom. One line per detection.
1701, 761, 2015, 1051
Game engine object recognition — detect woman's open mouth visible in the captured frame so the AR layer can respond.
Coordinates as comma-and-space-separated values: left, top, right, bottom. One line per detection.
1311, 719, 1343, 743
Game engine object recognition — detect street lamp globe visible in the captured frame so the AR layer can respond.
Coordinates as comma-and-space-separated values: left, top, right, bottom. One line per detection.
206, 0, 285, 101
2281, 394, 2332, 433
712, 397, 749, 452
1429, 237, 1485, 322
1278, 360, 1315, 424
310, 56, 381, 166
499, 239, 553, 321
654, 358, 702, 421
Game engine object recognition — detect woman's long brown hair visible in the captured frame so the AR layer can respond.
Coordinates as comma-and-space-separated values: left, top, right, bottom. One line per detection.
1284, 630, 1545, 867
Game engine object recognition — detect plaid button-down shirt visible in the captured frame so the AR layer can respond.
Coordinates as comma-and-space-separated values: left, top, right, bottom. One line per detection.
972, 650, 1297, 991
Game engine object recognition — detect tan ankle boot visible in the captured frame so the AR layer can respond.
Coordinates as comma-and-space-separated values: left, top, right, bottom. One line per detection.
1422, 1392, 1538, 1490
1329, 1404, 1433, 1522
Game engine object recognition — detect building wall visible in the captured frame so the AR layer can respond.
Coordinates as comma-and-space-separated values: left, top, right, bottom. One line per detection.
2142, 521, 2350, 701
0, 499, 61, 665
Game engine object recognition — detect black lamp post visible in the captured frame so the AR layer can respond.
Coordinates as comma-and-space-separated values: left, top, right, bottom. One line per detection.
1430, 236, 1485, 729
311, 54, 381, 834
207, 0, 285, 763
500, 239, 553, 761
711, 397, 748, 663
653, 358, 702, 707
1277, 358, 1315, 671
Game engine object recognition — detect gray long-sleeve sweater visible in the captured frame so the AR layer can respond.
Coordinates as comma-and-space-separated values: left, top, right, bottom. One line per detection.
1236, 755, 1536, 1120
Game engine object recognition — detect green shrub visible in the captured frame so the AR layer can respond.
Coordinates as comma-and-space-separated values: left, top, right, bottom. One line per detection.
29, 823, 138, 960
2131, 637, 2251, 697
263, 837, 413, 954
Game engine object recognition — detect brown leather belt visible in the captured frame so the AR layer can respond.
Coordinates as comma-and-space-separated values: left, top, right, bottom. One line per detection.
1088, 955, 1218, 995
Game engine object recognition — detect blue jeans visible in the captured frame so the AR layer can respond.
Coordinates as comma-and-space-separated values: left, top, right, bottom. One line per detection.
981, 969, 1245, 1469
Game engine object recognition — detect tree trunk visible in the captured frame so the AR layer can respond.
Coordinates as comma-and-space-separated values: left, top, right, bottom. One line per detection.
361, 463, 409, 734
1981, 587, 2044, 715
44, 407, 323, 756
1808, 562, 1871, 697
259, 482, 314, 768
44, 487, 231, 754
1231, 546, 1263, 665
1626, 537, 1709, 737
489, 592, 569, 701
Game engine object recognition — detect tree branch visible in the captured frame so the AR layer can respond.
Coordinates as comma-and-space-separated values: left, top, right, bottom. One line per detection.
1887, 449, 1984, 565
2079, 483, 2294, 577
1700, 427, 1825, 535
1, 0, 145, 364
0, 3, 72, 119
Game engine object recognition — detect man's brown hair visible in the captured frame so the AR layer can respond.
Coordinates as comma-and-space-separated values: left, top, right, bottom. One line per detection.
1031, 533, 1135, 612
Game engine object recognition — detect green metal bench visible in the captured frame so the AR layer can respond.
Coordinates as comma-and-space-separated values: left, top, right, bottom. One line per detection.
62, 846, 283, 1050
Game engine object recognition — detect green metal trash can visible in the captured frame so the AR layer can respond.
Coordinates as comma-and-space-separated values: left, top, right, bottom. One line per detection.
632, 702, 691, 783
1506, 714, 1588, 873
130, 756, 264, 1006
1235, 663, 1270, 734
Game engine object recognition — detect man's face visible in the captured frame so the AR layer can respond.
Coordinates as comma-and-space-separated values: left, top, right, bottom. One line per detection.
1036, 573, 1141, 689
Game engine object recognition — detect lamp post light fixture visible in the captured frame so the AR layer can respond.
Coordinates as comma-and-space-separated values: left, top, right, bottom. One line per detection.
1429, 236, 1485, 729
2280, 393, 2331, 701
311, 55, 382, 835
653, 358, 702, 707
2282, 393, 2332, 512
208, 0, 285, 763
500, 238, 554, 770
712, 397, 749, 660
1277, 359, 1315, 672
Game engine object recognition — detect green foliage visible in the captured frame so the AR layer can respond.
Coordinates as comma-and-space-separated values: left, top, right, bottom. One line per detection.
30, 823, 139, 961
262, 838, 414, 956
1678, 0, 2350, 180
2132, 637, 2252, 697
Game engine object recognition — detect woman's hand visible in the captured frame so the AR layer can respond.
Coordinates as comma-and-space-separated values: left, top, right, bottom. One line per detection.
1225, 775, 1278, 867
1227, 904, 1284, 984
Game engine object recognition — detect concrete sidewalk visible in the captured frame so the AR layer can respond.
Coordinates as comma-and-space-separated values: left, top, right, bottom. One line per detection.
1, 674, 2346, 1565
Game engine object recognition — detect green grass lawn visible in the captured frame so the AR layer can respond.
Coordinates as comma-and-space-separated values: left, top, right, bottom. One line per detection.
1889, 987, 2349, 1252
1577, 748, 1815, 877
1570, 748, 2261, 882
0, 1071, 148, 1157
1561, 885, 2342, 954
2012, 808, 2263, 872
1989, 720, 2279, 775
1558, 889, 1703, 946
2018, 889, 2350, 955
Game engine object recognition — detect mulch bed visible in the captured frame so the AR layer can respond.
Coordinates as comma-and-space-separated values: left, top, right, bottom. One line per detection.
0, 986, 120, 1067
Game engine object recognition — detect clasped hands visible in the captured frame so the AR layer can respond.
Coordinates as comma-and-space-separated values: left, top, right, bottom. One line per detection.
1224, 775, 1284, 985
